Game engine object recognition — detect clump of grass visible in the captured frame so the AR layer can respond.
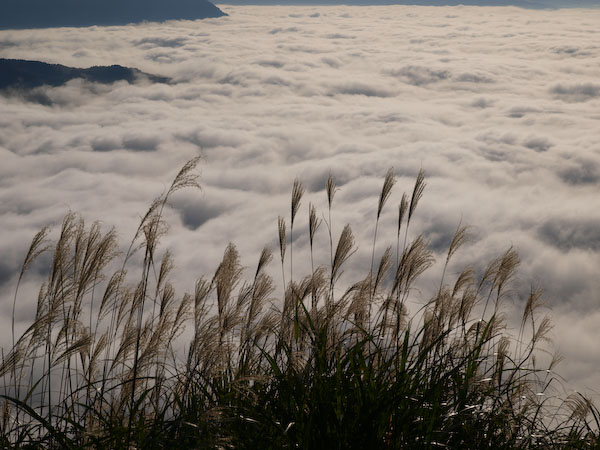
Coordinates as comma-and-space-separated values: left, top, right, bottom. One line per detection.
1, 159, 598, 449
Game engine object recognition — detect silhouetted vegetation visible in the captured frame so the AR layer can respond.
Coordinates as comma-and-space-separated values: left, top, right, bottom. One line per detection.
1, 158, 599, 449
0, 59, 169, 91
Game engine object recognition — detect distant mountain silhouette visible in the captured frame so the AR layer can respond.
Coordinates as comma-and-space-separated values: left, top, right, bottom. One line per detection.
0, 0, 226, 30
0, 59, 169, 90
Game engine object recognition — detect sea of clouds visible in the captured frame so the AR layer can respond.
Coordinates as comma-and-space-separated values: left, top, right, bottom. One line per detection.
0, 5, 599, 395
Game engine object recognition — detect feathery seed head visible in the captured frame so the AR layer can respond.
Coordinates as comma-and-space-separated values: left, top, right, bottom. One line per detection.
374, 247, 393, 295
494, 247, 520, 295
408, 169, 426, 222
256, 247, 273, 279
169, 156, 202, 194
309, 202, 321, 246
291, 178, 304, 226
378, 168, 396, 219
215, 243, 242, 318
326, 172, 337, 209
447, 225, 471, 264
19, 226, 51, 281
452, 267, 475, 299
522, 287, 544, 327
278, 216, 286, 263
394, 235, 433, 293
332, 224, 355, 282
398, 193, 408, 235
533, 315, 553, 344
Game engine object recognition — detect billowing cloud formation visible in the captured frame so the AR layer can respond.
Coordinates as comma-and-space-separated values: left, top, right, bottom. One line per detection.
1, 5, 599, 394
550, 83, 600, 102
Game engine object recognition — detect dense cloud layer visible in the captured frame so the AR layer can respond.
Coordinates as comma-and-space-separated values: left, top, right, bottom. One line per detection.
0, 5, 599, 395
219, 0, 599, 8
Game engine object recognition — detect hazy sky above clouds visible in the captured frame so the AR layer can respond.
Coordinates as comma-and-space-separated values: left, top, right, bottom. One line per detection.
0, 5, 599, 396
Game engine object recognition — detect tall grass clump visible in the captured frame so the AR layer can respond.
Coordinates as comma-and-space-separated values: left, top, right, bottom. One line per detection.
1, 158, 599, 449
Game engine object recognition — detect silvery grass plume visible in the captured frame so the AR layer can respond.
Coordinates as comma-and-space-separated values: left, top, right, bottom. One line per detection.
290, 179, 305, 284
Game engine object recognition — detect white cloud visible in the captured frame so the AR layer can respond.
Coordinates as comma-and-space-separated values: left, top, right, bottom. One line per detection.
1, 4, 599, 396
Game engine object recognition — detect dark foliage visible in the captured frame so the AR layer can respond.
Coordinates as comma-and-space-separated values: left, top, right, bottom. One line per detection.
0, 59, 169, 91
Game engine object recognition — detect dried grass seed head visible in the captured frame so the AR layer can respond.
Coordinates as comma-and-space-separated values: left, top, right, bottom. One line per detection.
398, 193, 408, 235
215, 243, 243, 318
494, 246, 520, 295
291, 178, 305, 226
19, 226, 51, 280
378, 168, 396, 219
522, 287, 544, 328
374, 246, 393, 295
278, 216, 286, 263
326, 172, 338, 208
309, 202, 321, 245
169, 156, 202, 194
447, 224, 471, 264
409, 169, 426, 222
332, 224, 355, 282
256, 247, 273, 279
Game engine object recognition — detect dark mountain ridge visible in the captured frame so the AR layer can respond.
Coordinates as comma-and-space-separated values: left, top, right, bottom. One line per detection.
0, 58, 169, 90
0, 0, 226, 30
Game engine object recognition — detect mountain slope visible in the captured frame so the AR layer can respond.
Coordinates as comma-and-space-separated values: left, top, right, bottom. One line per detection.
0, 0, 226, 30
0, 59, 169, 90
